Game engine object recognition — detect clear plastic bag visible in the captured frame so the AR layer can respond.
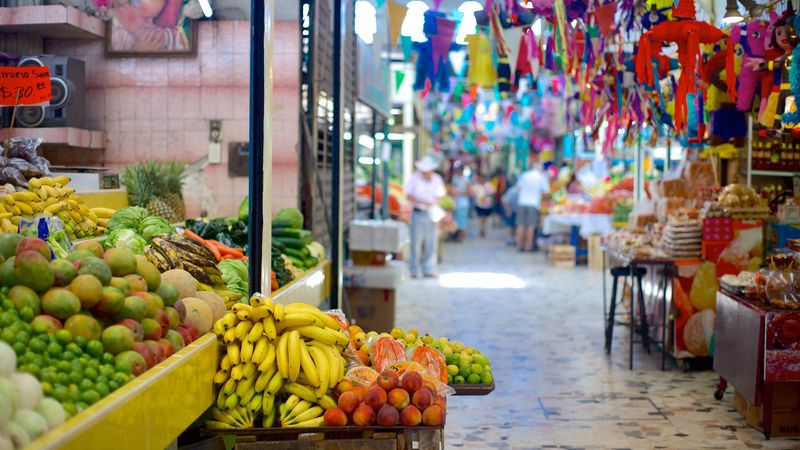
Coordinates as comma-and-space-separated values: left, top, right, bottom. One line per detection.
344, 365, 379, 387
17, 216, 72, 259
4, 157, 48, 179
0, 167, 27, 187
30, 156, 51, 176
368, 335, 407, 373
3, 136, 41, 162
406, 345, 448, 384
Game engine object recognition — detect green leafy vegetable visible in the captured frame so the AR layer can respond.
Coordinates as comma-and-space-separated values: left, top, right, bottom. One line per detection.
138, 216, 175, 242
106, 207, 149, 232
239, 197, 249, 221
218, 259, 248, 295
103, 229, 147, 254
274, 208, 304, 229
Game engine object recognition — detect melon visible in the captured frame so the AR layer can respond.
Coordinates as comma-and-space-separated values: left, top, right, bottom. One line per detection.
193, 292, 226, 322
176, 298, 212, 335
160, 270, 197, 299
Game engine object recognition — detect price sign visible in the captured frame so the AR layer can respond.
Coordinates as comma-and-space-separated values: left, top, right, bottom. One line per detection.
0, 67, 52, 106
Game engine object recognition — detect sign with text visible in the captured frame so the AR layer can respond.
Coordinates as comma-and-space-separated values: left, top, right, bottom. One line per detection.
0, 67, 52, 106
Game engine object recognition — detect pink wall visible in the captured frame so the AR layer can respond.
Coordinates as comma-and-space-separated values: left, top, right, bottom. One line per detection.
43, 20, 300, 218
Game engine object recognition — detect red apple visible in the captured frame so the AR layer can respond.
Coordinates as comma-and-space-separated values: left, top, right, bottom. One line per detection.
151, 309, 170, 336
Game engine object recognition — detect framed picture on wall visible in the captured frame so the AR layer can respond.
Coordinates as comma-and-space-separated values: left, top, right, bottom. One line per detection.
105, 0, 198, 57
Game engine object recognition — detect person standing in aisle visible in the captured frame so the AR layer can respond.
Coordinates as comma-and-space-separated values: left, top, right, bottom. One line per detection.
501, 181, 520, 246
405, 156, 446, 278
515, 161, 550, 252
472, 173, 496, 238
450, 164, 471, 242
491, 168, 508, 226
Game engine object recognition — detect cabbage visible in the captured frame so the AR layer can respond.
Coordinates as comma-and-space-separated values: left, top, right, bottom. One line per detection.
239, 197, 249, 221
218, 259, 248, 295
103, 229, 147, 254
137, 216, 174, 242
275, 208, 303, 229
106, 206, 148, 232
0, 343, 15, 377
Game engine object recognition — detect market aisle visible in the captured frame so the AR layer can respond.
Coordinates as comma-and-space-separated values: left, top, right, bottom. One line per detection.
396, 228, 800, 450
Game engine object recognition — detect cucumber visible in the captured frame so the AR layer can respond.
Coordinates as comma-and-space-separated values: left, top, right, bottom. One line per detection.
283, 247, 306, 260
287, 255, 306, 269
271, 219, 295, 229
273, 237, 307, 249
272, 228, 313, 242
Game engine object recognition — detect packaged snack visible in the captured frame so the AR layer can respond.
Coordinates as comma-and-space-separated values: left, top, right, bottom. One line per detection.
369, 335, 407, 372
407, 346, 448, 384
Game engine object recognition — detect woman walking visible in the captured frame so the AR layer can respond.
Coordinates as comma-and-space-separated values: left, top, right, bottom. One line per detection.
472, 174, 496, 238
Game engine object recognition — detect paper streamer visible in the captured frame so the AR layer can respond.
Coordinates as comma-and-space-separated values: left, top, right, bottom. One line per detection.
431, 17, 456, 75
387, 1, 407, 49
594, 2, 616, 37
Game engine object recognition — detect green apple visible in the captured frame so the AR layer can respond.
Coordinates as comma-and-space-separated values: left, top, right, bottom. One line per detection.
453, 375, 465, 384
442, 345, 453, 357
467, 373, 481, 384
469, 364, 483, 375
447, 364, 459, 376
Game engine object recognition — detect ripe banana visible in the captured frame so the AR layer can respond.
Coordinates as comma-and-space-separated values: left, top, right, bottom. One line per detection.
290, 406, 324, 425
222, 378, 237, 395
287, 330, 301, 382
236, 376, 255, 398
224, 393, 240, 411
273, 303, 285, 322
295, 325, 338, 346
235, 320, 253, 340
248, 394, 263, 414
311, 341, 341, 387
276, 313, 317, 333
285, 400, 313, 422
266, 369, 285, 395
239, 386, 256, 406
252, 336, 269, 364
240, 339, 254, 363
254, 366, 277, 392
213, 318, 226, 336
223, 328, 236, 344
276, 332, 289, 379
263, 316, 277, 341
221, 312, 238, 329
214, 368, 229, 385
318, 394, 336, 410
247, 322, 264, 342
286, 416, 325, 428
283, 382, 320, 402
283, 394, 301, 414
257, 342, 276, 373
297, 342, 319, 388
228, 343, 241, 365
220, 355, 232, 371
230, 364, 244, 381
249, 294, 274, 309
243, 362, 257, 380
285, 303, 342, 330
307, 345, 329, 398
251, 306, 272, 322
262, 403, 277, 427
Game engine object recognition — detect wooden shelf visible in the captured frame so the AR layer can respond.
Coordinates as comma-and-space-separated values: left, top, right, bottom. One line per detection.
0, 127, 106, 150
751, 170, 797, 178
0, 5, 104, 40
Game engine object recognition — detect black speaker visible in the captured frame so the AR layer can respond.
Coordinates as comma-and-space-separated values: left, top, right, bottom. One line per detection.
15, 56, 86, 128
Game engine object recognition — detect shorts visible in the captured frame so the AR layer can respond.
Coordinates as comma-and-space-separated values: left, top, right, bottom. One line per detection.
517, 206, 540, 227
475, 206, 493, 217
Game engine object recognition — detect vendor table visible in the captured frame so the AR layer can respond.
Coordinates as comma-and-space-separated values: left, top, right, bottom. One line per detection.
714, 290, 800, 439
541, 213, 614, 239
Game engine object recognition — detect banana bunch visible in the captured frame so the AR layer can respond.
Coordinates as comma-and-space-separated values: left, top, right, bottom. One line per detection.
146, 233, 223, 285
89, 207, 115, 230
209, 294, 347, 429
205, 406, 257, 429
0, 176, 103, 238
197, 281, 244, 309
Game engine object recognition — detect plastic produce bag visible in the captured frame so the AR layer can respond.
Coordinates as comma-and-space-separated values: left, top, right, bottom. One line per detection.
30, 156, 51, 176
0, 167, 27, 188
2, 136, 40, 162
18, 216, 71, 259
407, 345, 448, 384
4, 157, 48, 178
368, 335, 407, 373
345, 366, 379, 387
689, 262, 719, 311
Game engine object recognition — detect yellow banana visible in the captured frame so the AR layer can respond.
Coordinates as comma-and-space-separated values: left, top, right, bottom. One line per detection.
222, 378, 236, 395
287, 399, 313, 419
27, 178, 41, 189
254, 366, 277, 392
283, 382, 319, 402
283, 394, 301, 414
230, 364, 244, 381
298, 342, 319, 387
263, 316, 277, 341
214, 369, 229, 385
251, 305, 271, 322
284, 303, 342, 330
68, 210, 81, 223
232, 303, 253, 314
257, 342, 276, 373
247, 322, 264, 342
220, 355, 232, 371
213, 318, 226, 336
236, 375, 255, 398
16, 202, 33, 215
273, 303, 285, 322
311, 341, 341, 386
228, 343, 241, 365
221, 312, 238, 329
266, 370, 284, 395
285, 416, 325, 428
211, 408, 239, 427
263, 398, 277, 427
240, 339, 254, 363
243, 362, 257, 380
239, 386, 256, 406
275, 313, 318, 333
223, 328, 236, 344
290, 406, 324, 424
287, 330, 301, 382
90, 207, 115, 218
235, 321, 253, 341
248, 393, 263, 414
53, 175, 71, 186
224, 393, 239, 411
307, 345, 329, 398
42, 197, 57, 207
216, 388, 227, 410
295, 326, 338, 346
10, 191, 37, 202
318, 394, 336, 410
276, 332, 289, 379
252, 336, 269, 364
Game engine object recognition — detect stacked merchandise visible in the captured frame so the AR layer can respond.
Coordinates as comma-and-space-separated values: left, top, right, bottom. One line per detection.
660, 212, 703, 259
271, 208, 323, 273
121, 161, 187, 223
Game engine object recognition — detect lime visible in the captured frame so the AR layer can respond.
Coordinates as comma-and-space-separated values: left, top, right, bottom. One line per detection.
47, 342, 63, 359
14, 330, 30, 345
447, 364, 459, 376
80, 390, 100, 405
70, 359, 83, 371
56, 373, 70, 386
445, 355, 459, 366
466, 373, 481, 384
19, 364, 40, 377
77, 356, 89, 367
28, 354, 45, 368
108, 380, 120, 391
459, 354, 473, 365
11, 342, 25, 356
101, 353, 114, 365
480, 371, 493, 384
0, 328, 15, 343
469, 364, 483, 375
66, 343, 82, 355
18, 307, 34, 323
68, 370, 83, 384
100, 365, 116, 379
69, 390, 81, 403
41, 382, 53, 396
75, 402, 88, 413
52, 385, 70, 402
458, 364, 471, 379
29, 337, 47, 354
447, 374, 453, 384
86, 340, 104, 358
453, 375, 465, 384
0, 310, 18, 324
95, 375, 109, 386
84, 367, 98, 380
79, 379, 94, 391
55, 329, 72, 345
95, 382, 110, 397
73, 336, 87, 349
87, 359, 100, 370
113, 373, 129, 385
1, 299, 14, 311
61, 351, 75, 361
62, 402, 77, 417
115, 360, 132, 375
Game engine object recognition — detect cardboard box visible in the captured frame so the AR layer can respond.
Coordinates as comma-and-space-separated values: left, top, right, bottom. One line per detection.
734, 387, 800, 437
350, 251, 388, 266
345, 288, 395, 333
343, 262, 404, 289
548, 244, 576, 268
588, 235, 603, 270
348, 220, 409, 253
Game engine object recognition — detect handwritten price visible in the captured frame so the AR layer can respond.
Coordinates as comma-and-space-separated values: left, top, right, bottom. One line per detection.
0, 67, 52, 106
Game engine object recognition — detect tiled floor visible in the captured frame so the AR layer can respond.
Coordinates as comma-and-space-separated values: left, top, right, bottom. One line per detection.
395, 228, 800, 449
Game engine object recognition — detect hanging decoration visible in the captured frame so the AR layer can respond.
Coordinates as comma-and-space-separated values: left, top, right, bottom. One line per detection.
387, 1, 407, 49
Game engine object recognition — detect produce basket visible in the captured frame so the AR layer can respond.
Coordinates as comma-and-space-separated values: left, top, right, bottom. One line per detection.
450, 381, 495, 396
200, 425, 444, 450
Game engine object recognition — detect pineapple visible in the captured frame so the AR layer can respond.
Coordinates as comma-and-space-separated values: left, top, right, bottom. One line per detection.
122, 162, 176, 221
162, 160, 187, 220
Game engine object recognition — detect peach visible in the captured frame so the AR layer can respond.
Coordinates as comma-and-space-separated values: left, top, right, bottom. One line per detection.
400, 371, 423, 393
357, 348, 370, 365
364, 385, 387, 411
422, 404, 444, 426
351, 386, 367, 402
400, 405, 422, 426
352, 402, 376, 425
334, 379, 354, 398
433, 395, 447, 410
377, 403, 400, 426
337, 391, 360, 414
411, 388, 433, 410
387, 388, 410, 410
422, 379, 437, 393
323, 407, 349, 426
377, 369, 400, 391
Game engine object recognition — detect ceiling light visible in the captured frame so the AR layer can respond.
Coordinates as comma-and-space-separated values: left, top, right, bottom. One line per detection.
198, 0, 212, 18
722, 0, 743, 24
740, 0, 766, 17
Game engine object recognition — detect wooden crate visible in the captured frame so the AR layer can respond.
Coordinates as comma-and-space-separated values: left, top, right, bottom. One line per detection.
548, 244, 576, 268
734, 389, 800, 437
587, 235, 603, 270
203, 427, 444, 450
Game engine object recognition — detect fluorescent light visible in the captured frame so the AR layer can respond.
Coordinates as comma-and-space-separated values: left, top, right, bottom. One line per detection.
455, 1, 483, 45
375, 132, 385, 140
358, 156, 382, 165
401, 1, 429, 43
198, 0, 212, 18
387, 132, 405, 140
343, 132, 352, 140
358, 134, 375, 149
390, 108, 402, 115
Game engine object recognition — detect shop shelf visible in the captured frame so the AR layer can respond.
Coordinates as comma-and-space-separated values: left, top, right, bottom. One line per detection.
0, 5, 104, 39
27, 333, 220, 450
750, 170, 797, 177
0, 127, 106, 150
273, 259, 331, 307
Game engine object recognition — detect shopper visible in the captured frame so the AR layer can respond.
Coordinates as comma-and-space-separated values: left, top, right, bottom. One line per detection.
491, 168, 508, 225
515, 161, 550, 252
404, 156, 446, 278
450, 165, 471, 242
472, 174, 496, 238
501, 182, 520, 246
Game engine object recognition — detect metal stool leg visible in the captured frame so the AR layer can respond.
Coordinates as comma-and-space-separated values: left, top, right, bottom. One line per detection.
636, 272, 651, 353
605, 274, 619, 354
629, 267, 635, 370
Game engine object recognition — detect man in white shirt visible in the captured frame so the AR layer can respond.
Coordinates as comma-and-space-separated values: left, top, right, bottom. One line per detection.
404, 156, 446, 278
515, 162, 550, 252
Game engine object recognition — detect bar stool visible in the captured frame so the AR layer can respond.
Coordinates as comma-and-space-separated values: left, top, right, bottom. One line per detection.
605, 265, 648, 354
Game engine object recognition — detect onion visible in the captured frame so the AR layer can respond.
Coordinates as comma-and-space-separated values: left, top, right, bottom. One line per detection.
0, 344, 15, 377
9, 373, 41, 411
35, 398, 65, 430
0, 379, 19, 411
13, 410, 47, 440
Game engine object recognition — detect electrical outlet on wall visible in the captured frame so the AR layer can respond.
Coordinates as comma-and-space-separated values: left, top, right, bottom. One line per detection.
208, 142, 222, 164
208, 120, 222, 164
